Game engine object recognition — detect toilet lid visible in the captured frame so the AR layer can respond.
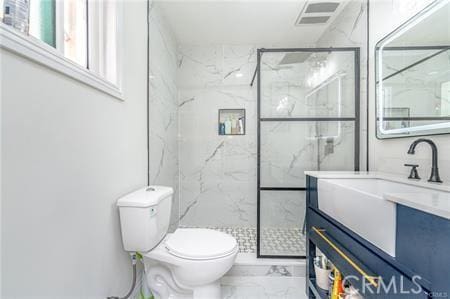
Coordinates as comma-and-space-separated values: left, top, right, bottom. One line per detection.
165, 228, 238, 260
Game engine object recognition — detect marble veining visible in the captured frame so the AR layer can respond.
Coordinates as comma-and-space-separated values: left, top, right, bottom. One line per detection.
221, 276, 307, 299
315, 0, 369, 169
177, 43, 359, 232
154, 0, 371, 241
265, 266, 293, 277
148, 3, 180, 230
178, 44, 258, 227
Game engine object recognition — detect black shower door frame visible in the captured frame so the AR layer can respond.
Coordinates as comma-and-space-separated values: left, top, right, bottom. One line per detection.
256, 47, 361, 259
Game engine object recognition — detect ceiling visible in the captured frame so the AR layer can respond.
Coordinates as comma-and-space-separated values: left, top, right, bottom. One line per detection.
155, 0, 348, 45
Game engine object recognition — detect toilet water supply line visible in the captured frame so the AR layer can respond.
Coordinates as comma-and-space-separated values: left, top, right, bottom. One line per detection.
107, 253, 141, 299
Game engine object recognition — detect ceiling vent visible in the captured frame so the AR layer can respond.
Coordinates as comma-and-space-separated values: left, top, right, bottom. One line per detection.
305, 2, 340, 13
298, 16, 331, 24
295, 1, 341, 26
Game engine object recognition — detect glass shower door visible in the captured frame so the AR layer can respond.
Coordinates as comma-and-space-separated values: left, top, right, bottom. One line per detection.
257, 48, 360, 258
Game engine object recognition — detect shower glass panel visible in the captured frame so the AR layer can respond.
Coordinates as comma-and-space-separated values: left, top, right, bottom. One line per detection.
260, 51, 356, 118
260, 190, 306, 256
257, 48, 360, 258
260, 121, 356, 188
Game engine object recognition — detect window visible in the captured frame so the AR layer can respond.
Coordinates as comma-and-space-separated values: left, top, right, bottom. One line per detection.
0, 0, 121, 95
63, 0, 87, 67
29, 0, 56, 48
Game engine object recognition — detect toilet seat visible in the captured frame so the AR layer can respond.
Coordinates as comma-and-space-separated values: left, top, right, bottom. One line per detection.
165, 228, 238, 260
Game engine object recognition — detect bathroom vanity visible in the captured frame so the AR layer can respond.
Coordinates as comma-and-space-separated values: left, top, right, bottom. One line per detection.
305, 172, 450, 299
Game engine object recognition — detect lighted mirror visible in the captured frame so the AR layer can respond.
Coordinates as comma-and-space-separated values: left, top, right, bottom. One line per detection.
375, 0, 450, 139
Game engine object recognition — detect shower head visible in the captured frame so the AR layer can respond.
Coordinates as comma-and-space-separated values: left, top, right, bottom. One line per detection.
278, 52, 312, 65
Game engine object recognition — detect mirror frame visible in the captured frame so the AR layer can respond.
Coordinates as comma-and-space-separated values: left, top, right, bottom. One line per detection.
375, 0, 450, 139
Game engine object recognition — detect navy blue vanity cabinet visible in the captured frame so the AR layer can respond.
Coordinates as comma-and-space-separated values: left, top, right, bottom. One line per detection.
305, 175, 438, 299
396, 205, 450, 298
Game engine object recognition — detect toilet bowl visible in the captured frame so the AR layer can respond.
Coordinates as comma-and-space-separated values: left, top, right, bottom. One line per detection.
144, 228, 238, 299
116, 186, 238, 299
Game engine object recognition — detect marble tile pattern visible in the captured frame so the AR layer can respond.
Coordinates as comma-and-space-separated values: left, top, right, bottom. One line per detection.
177, 44, 359, 229
260, 228, 306, 257
177, 45, 258, 228
147, 0, 371, 234
260, 51, 356, 118
227, 263, 305, 278
261, 122, 356, 187
221, 276, 307, 299
228, 265, 293, 277
260, 191, 305, 230
148, 3, 180, 230
173, 0, 369, 236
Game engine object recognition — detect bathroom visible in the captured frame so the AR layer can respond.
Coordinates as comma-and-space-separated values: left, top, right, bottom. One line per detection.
1, 0, 449, 298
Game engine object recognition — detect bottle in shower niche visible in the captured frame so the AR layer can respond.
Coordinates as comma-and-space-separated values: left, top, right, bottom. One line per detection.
219, 122, 226, 135
238, 117, 244, 134
224, 118, 232, 135
235, 118, 241, 134
3, 0, 29, 33
231, 117, 238, 134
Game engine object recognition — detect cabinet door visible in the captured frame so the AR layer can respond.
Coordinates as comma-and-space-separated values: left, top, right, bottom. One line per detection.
397, 205, 450, 297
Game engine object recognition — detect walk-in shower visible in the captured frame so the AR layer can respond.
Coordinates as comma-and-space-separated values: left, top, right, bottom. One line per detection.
256, 48, 360, 258
173, 44, 360, 260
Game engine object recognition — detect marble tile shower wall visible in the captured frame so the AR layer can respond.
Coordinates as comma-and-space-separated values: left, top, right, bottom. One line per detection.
260, 51, 357, 189
176, 45, 359, 230
148, 0, 370, 230
148, 4, 180, 230
177, 45, 258, 227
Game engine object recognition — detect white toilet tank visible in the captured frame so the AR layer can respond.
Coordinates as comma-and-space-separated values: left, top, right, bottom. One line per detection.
117, 186, 173, 252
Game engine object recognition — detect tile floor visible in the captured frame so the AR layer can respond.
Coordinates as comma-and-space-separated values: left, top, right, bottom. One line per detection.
260, 228, 306, 256
221, 276, 307, 299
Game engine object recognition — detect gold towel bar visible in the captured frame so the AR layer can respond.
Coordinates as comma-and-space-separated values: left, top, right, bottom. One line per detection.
312, 226, 379, 288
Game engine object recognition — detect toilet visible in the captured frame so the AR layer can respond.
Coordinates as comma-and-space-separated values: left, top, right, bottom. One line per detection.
117, 186, 238, 299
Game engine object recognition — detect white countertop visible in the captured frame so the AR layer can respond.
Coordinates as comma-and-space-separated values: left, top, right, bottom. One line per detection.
305, 171, 450, 220
384, 192, 450, 220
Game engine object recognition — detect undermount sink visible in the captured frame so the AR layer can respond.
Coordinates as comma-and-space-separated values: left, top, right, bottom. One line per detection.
317, 178, 436, 257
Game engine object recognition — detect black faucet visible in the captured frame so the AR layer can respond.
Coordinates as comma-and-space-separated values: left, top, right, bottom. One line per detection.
407, 138, 443, 183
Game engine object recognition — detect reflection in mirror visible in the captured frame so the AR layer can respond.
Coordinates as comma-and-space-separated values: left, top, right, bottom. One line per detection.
305, 72, 346, 139
376, 0, 450, 139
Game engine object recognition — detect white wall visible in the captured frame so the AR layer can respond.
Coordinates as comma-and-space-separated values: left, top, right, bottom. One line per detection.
368, 0, 450, 183
1, 1, 148, 298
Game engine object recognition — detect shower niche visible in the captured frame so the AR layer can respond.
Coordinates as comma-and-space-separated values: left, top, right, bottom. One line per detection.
218, 109, 246, 135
